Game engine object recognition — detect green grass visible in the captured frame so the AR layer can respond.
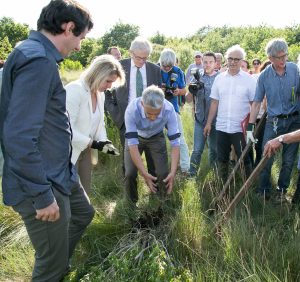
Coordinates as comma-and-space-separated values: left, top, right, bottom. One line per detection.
0, 180, 33, 281
1, 105, 300, 281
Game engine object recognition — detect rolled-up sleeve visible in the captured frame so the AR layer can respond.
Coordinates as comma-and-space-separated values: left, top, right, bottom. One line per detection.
124, 101, 139, 146
166, 107, 180, 147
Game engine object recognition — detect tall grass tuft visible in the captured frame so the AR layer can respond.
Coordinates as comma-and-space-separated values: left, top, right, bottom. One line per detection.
0, 189, 34, 280
169, 180, 205, 261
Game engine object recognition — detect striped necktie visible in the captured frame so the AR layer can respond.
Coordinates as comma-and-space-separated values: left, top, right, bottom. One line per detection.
136, 67, 143, 97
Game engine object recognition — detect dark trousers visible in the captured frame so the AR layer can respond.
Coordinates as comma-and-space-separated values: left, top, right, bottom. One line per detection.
124, 132, 169, 204
254, 117, 266, 167
120, 124, 155, 177
13, 183, 94, 282
257, 115, 300, 194
217, 130, 252, 183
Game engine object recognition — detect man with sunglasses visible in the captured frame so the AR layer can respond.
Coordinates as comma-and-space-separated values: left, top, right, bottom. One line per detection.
185, 51, 204, 84
247, 38, 300, 203
204, 45, 256, 186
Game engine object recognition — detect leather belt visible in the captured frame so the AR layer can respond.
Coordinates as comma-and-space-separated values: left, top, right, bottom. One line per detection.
276, 111, 299, 119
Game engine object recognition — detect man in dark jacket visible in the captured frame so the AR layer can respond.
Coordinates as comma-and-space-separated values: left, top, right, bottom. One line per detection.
0, 1, 94, 280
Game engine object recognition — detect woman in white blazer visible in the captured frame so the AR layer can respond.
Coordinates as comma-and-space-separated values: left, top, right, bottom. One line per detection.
66, 55, 125, 193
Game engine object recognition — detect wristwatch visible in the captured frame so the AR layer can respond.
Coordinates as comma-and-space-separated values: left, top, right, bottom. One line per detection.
278, 136, 284, 144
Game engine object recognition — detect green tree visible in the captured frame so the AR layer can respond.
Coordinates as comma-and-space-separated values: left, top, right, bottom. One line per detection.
150, 32, 167, 46
69, 38, 98, 67
0, 17, 29, 48
150, 43, 164, 65
288, 44, 300, 62
0, 36, 12, 60
101, 21, 139, 53
285, 24, 300, 45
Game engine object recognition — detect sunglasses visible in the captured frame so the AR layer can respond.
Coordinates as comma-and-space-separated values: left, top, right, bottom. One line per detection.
253, 62, 261, 65
195, 55, 202, 58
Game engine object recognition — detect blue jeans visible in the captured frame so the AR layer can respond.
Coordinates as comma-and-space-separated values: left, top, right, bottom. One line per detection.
189, 121, 217, 176
176, 113, 190, 172
257, 115, 300, 194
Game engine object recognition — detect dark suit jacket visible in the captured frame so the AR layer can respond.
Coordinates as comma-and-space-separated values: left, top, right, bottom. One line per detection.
105, 58, 162, 130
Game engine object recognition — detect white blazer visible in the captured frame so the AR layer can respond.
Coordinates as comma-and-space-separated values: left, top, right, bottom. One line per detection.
65, 79, 107, 165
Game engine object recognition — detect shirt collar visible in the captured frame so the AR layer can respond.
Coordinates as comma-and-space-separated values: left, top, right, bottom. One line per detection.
131, 59, 146, 71
270, 64, 287, 77
225, 69, 243, 77
29, 30, 64, 64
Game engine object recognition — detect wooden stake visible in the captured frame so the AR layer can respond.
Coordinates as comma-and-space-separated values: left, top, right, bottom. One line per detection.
209, 111, 267, 211
215, 155, 269, 231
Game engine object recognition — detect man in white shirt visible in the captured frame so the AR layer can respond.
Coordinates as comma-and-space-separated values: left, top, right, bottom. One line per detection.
204, 45, 256, 184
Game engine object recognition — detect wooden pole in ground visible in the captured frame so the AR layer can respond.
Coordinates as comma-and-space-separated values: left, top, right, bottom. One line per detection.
209, 112, 267, 211
215, 155, 269, 230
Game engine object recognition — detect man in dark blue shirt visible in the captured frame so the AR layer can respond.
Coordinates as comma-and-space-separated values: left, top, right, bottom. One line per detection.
0, 1, 94, 280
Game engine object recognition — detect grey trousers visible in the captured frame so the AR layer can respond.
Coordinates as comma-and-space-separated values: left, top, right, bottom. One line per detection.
13, 183, 94, 282
76, 147, 92, 194
124, 132, 169, 204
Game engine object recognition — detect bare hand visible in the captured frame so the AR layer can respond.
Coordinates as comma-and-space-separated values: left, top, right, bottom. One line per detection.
263, 139, 282, 158
36, 200, 60, 222
173, 88, 179, 96
163, 173, 175, 194
203, 124, 211, 137
143, 173, 158, 193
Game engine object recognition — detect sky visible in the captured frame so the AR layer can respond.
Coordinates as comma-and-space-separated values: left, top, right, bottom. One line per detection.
0, 0, 299, 38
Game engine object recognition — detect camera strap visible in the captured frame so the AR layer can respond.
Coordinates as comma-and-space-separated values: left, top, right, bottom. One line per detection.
162, 69, 176, 86
193, 77, 206, 125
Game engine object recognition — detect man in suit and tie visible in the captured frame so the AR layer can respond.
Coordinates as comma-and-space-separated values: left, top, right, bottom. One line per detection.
105, 36, 162, 148
105, 37, 162, 183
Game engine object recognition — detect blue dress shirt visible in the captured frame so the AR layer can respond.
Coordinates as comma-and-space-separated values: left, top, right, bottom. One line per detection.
124, 97, 180, 147
254, 62, 300, 117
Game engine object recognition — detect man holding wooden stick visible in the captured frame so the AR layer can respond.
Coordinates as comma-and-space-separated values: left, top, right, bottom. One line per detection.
247, 38, 300, 203
264, 130, 300, 204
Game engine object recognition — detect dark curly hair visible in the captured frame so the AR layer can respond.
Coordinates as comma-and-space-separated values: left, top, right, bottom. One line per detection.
37, 0, 93, 36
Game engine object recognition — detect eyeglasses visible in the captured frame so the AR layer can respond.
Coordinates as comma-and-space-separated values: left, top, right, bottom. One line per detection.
227, 57, 242, 63
132, 53, 149, 62
253, 62, 261, 66
195, 55, 201, 58
162, 64, 173, 69
272, 53, 288, 61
